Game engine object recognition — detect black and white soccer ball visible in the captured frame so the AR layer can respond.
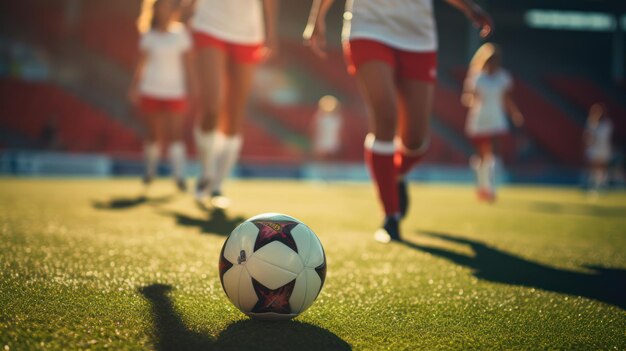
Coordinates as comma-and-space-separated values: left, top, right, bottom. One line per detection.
218, 213, 326, 320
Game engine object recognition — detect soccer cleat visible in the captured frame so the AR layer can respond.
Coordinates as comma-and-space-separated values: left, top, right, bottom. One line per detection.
175, 178, 187, 192
195, 178, 210, 200
398, 180, 409, 219
374, 215, 401, 243
142, 174, 153, 186
210, 190, 231, 209
477, 188, 496, 203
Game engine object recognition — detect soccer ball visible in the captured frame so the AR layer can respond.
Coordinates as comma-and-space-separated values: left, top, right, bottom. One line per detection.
218, 213, 326, 320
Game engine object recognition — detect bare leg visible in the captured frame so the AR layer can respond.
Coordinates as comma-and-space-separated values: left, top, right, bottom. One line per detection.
211, 60, 257, 199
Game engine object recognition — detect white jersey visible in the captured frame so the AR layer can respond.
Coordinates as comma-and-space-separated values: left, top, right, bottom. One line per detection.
139, 24, 191, 99
586, 119, 612, 162
465, 69, 512, 136
191, 0, 265, 45
342, 0, 437, 52
313, 111, 343, 153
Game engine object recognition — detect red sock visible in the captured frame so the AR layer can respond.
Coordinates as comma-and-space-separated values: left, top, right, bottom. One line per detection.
395, 140, 429, 177
365, 143, 399, 217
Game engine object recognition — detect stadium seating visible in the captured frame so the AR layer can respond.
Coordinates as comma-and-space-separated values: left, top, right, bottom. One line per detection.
546, 75, 626, 139
0, 79, 142, 155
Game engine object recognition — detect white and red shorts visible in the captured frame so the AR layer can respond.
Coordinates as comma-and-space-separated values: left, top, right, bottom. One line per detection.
140, 96, 188, 115
343, 39, 437, 82
193, 31, 264, 64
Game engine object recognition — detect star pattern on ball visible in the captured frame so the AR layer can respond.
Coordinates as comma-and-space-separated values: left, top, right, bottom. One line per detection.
252, 220, 299, 253
251, 278, 296, 314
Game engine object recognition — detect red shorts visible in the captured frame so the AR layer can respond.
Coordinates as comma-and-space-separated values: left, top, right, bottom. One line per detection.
343, 39, 437, 82
140, 96, 188, 115
193, 31, 264, 64
470, 133, 506, 150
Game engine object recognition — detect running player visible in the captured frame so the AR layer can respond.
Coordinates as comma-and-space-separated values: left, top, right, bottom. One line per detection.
462, 43, 523, 202
584, 103, 613, 194
129, 0, 198, 191
304, 0, 493, 242
189, 0, 278, 207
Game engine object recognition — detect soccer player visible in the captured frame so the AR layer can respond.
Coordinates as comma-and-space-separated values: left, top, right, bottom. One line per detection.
312, 95, 343, 162
188, 0, 278, 207
129, 0, 198, 191
304, 0, 492, 243
462, 43, 523, 202
584, 103, 613, 194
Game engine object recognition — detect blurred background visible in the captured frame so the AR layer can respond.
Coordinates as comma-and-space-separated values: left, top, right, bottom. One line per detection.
0, 0, 624, 184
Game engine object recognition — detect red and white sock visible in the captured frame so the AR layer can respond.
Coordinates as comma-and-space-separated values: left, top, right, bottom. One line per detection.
395, 138, 429, 179
364, 134, 399, 217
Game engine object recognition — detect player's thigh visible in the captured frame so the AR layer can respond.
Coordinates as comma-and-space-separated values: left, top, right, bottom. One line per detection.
222, 60, 257, 134
165, 114, 185, 142
145, 112, 166, 142
197, 47, 227, 116
396, 78, 434, 149
355, 61, 398, 141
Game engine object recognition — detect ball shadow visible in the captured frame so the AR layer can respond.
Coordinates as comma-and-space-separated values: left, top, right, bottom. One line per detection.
139, 283, 351, 351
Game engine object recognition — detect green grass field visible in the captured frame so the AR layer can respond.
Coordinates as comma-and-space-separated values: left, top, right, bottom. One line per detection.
1, 178, 625, 350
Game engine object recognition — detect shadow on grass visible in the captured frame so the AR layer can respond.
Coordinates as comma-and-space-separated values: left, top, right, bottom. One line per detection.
139, 284, 351, 351
92, 194, 175, 210
404, 231, 626, 310
159, 208, 246, 236
496, 198, 626, 218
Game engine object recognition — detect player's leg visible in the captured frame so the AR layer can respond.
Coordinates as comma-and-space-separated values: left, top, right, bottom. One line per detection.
210, 58, 255, 204
395, 79, 434, 218
166, 108, 187, 192
477, 138, 495, 201
355, 61, 401, 242
141, 98, 163, 185
195, 44, 226, 197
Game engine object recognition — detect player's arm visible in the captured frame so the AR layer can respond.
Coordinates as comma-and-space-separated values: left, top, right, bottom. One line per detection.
303, 0, 336, 59
503, 89, 524, 127
461, 76, 476, 108
444, 0, 493, 38
128, 51, 147, 106
262, 0, 280, 59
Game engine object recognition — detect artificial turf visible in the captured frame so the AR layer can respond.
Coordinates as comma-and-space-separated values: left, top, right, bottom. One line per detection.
0, 178, 625, 350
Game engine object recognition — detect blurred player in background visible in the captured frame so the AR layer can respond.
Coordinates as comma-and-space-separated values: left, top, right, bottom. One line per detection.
304, 0, 492, 243
462, 43, 523, 202
312, 95, 343, 161
129, 0, 198, 191
584, 103, 613, 194
189, 0, 278, 208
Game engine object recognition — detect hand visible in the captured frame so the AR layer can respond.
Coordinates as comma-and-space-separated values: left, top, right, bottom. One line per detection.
467, 5, 493, 38
303, 20, 328, 59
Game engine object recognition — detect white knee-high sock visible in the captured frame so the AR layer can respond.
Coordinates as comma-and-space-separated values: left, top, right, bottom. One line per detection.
144, 142, 160, 178
479, 157, 495, 192
211, 133, 242, 193
168, 141, 186, 180
195, 129, 217, 180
